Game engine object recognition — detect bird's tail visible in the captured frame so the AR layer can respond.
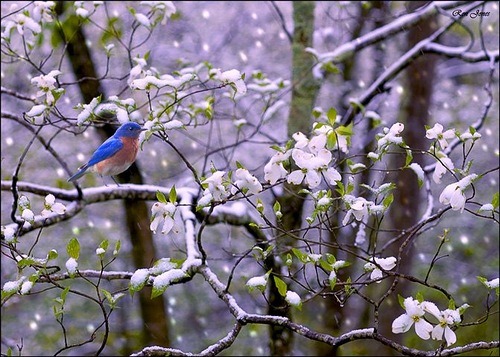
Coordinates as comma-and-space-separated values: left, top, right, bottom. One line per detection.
67, 164, 89, 182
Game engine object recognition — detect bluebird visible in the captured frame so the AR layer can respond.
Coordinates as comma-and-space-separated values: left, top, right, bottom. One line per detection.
68, 122, 144, 183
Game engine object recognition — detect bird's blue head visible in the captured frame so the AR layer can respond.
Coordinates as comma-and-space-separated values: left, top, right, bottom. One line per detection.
114, 122, 144, 138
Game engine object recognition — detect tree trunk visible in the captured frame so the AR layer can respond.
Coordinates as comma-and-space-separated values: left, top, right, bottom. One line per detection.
269, 2, 320, 355
373, 1, 438, 355
55, 2, 170, 353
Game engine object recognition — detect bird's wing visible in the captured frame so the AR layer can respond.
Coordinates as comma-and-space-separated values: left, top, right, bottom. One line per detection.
86, 137, 124, 166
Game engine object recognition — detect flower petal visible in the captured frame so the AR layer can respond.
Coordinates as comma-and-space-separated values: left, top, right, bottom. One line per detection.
415, 319, 433, 340
392, 314, 413, 334
444, 326, 457, 346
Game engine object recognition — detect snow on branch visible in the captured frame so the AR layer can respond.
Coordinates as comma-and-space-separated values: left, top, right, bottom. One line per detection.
306, 1, 477, 64
1, 181, 268, 244
339, 1, 497, 126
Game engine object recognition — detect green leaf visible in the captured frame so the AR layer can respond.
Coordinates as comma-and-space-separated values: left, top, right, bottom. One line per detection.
101, 16, 123, 44
327, 131, 337, 150
156, 190, 168, 204
151, 284, 167, 299
335, 181, 345, 196
349, 99, 365, 114
47, 249, 58, 261
99, 240, 109, 251
273, 276, 288, 297
53, 304, 63, 320
102, 289, 113, 304
169, 185, 177, 204
322, 61, 340, 74
344, 276, 353, 296
67, 237, 80, 260
17, 257, 36, 269
263, 244, 275, 259
61, 286, 70, 303
458, 303, 472, 314
383, 193, 394, 209
492, 192, 499, 209
477, 276, 488, 287
336, 123, 353, 137
1, 287, 18, 301
416, 291, 424, 303
329, 272, 337, 290
448, 299, 456, 310
236, 161, 244, 169
405, 149, 413, 167
52, 88, 65, 103
113, 240, 121, 256
270, 144, 283, 152
256, 198, 264, 214
292, 248, 309, 264
327, 107, 337, 126
326, 253, 336, 265
29, 273, 40, 284
346, 179, 354, 195
319, 259, 332, 272
398, 294, 405, 309
298, 188, 311, 195
273, 201, 281, 213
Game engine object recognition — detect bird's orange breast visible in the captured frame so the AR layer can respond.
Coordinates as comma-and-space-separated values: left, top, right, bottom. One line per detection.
94, 137, 139, 176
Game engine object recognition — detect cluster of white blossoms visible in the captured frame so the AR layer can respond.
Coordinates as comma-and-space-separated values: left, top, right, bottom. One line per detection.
431, 149, 455, 184
264, 129, 342, 189
197, 168, 262, 209
392, 297, 469, 347
24, 69, 65, 124
150, 202, 178, 235
1, 194, 67, 244
363, 256, 397, 282
41, 194, 67, 217
425, 123, 482, 213
1, 2, 55, 41
425, 123, 457, 184
439, 174, 478, 213
209, 68, 247, 98
426, 123, 456, 150
368, 122, 405, 160
341, 194, 385, 226
31, 70, 63, 105
18, 194, 66, 224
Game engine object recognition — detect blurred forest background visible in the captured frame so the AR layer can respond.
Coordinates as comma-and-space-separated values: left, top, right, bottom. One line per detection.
1, 1, 499, 356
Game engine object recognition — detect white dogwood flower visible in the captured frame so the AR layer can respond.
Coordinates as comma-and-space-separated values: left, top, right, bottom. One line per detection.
430, 308, 461, 346
392, 297, 434, 340
231, 168, 262, 195
41, 194, 66, 217
202, 171, 229, 201
31, 70, 62, 105
377, 123, 404, 147
364, 256, 397, 282
426, 123, 455, 150
342, 196, 370, 226
150, 202, 177, 234
432, 153, 454, 184
439, 174, 477, 212
264, 151, 290, 184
